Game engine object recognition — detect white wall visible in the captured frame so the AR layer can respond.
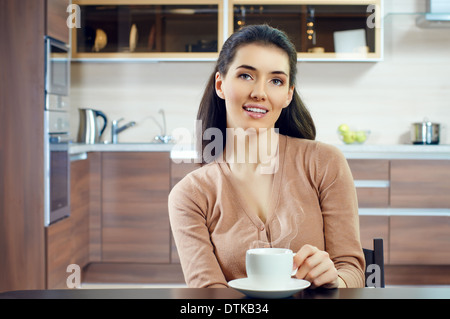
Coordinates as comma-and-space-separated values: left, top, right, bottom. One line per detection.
70, 61, 214, 143
70, 0, 450, 145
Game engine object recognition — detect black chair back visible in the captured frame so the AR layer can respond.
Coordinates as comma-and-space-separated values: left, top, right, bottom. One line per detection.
363, 238, 385, 288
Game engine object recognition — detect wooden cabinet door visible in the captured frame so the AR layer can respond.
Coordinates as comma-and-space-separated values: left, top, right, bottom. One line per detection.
47, 0, 70, 43
390, 160, 450, 208
0, 0, 46, 292
47, 156, 90, 289
390, 216, 450, 265
101, 152, 171, 263
169, 160, 200, 263
347, 159, 390, 208
72, 2, 222, 59
359, 215, 389, 264
46, 217, 73, 289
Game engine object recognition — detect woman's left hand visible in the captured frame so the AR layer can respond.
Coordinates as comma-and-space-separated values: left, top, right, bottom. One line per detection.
293, 244, 343, 288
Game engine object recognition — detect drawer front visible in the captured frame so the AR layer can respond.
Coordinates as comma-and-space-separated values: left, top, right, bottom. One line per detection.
170, 161, 200, 188
355, 188, 389, 208
359, 215, 390, 263
348, 159, 390, 180
390, 216, 450, 265
390, 160, 450, 208
348, 159, 390, 208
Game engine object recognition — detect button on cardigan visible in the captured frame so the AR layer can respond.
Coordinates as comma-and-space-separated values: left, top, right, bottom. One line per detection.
168, 135, 365, 288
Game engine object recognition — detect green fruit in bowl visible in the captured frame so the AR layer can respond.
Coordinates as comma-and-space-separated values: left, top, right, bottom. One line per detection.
342, 131, 356, 144
338, 124, 350, 134
338, 124, 370, 144
355, 131, 367, 143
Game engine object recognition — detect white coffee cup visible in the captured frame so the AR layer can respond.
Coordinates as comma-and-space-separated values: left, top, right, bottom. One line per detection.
246, 248, 297, 290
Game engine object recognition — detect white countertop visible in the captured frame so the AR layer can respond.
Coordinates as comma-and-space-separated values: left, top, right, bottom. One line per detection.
69, 143, 450, 160
335, 144, 450, 159
69, 142, 175, 154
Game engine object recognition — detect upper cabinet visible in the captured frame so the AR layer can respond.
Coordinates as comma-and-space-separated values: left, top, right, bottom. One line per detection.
47, 0, 71, 43
72, 0, 223, 60
230, 0, 382, 61
72, 0, 382, 61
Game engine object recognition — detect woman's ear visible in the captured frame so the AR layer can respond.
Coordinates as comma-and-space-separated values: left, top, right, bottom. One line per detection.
284, 85, 295, 108
215, 72, 225, 99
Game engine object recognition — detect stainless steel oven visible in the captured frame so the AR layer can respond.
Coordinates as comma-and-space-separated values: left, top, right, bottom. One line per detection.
44, 106, 71, 226
44, 36, 71, 226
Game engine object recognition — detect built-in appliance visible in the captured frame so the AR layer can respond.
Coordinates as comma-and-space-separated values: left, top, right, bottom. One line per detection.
44, 36, 71, 226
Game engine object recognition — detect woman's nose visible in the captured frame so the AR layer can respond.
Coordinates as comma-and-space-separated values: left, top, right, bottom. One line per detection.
250, 81, 267, 101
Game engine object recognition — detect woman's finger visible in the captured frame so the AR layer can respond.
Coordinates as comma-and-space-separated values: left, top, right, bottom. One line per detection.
293, 245, 320, 279
293, 246, 338, 288
310, 266, 339, 288
304, 252, 334, 283
293, 244, 318, 269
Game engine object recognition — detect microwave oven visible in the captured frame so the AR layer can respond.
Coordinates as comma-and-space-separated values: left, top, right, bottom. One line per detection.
45, 36, 70, 97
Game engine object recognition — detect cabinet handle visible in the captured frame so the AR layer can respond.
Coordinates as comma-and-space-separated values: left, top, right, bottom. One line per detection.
70, 152, 88, 162
354, 180, 390, 188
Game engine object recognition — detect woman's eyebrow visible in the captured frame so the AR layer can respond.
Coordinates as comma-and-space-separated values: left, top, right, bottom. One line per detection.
236, 64, 256, 71
236, 64, 288, 76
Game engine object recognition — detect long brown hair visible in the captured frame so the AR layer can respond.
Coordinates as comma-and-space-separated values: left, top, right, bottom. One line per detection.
197, 24, 315, 164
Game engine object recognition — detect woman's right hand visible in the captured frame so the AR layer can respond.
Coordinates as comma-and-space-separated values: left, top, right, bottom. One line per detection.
292, 244, 342, 288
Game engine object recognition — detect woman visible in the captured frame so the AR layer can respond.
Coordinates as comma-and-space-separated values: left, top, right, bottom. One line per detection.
168, 25, 365, 288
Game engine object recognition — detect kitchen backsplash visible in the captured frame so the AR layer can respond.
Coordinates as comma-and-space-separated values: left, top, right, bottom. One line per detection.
69, 10, 450, 146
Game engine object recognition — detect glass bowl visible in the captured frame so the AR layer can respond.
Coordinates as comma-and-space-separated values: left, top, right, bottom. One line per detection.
337, 129, 370, 145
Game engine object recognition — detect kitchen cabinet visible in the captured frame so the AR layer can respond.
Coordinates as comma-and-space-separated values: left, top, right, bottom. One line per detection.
390, 160, 450, 208
67, 151, 185, 285
46, 154, 92, 289
47, 0, 71, 43
72, 0, 223, 59
87, 152, 102, 262
101, 152, 171, 263
348, 158, 450, 284
347, 159, 450, 209
170, 160, 200, 188
351, 200, 449, 268
390, 216, 450, 265
46, 218, 74, 289
71, 0, 381, 61
347, 159, 389, 208
359, 215, 389, 263
229, 0, 382, 61
0, 0, 71, 292
169, 160, 201, 263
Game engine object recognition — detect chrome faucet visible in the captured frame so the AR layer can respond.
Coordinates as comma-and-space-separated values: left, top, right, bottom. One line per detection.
153, 109, 173, 144
111, 118, 136, 144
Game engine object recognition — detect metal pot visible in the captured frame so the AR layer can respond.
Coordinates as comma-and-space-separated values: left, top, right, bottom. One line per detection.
411, 121, 440, 145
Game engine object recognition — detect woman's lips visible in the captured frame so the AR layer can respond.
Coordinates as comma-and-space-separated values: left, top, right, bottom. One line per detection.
243, 105, 268, 119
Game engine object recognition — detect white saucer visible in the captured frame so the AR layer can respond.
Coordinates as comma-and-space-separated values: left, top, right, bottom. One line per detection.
228, 278, 310, 299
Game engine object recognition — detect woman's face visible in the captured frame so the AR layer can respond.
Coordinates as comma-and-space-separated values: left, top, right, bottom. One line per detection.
215, 43, 294, 131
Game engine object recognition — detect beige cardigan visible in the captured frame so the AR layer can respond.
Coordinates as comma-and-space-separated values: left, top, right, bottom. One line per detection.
168, 135, 365, 288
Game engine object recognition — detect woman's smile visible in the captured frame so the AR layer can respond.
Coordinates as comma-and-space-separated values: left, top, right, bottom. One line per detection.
243, 104, 269, 119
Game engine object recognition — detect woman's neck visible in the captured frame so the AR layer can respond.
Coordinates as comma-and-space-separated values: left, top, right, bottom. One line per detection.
224, 127, 279, 173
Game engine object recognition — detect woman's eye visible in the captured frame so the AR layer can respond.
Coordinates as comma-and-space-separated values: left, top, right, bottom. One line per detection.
239, 73, 252, 80
271, 79, 284, 86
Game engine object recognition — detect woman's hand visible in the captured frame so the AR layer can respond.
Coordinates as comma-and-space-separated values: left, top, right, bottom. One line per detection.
293, 244, 343, 288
